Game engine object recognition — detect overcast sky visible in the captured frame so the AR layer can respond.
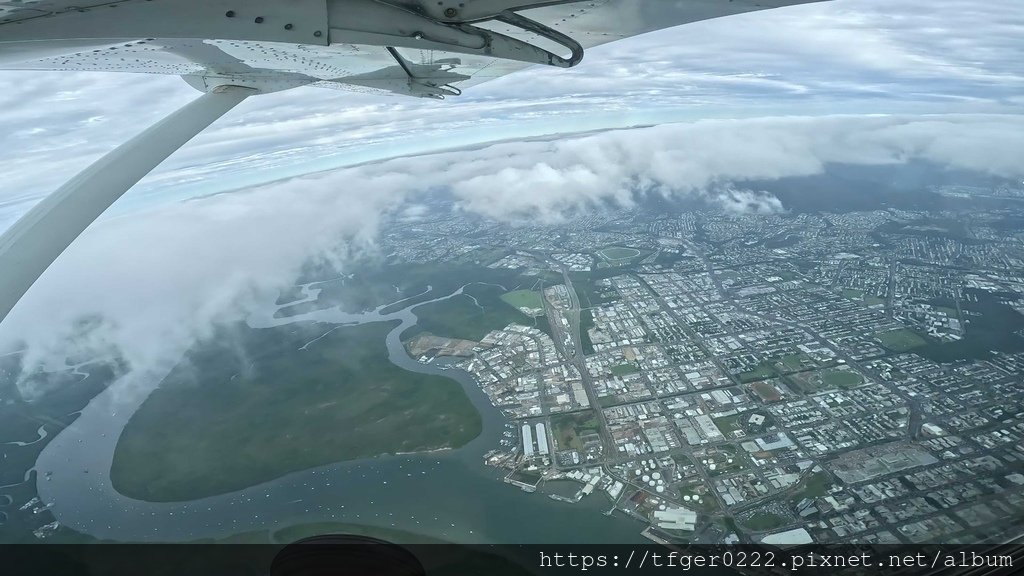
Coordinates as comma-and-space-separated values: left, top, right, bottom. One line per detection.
2, 0, 1021, 222
1, 0, 1023, 382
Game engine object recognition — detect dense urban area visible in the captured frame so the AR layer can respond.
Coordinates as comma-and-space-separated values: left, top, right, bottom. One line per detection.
399, 183, 1024, 545
4, 179, 1024, 547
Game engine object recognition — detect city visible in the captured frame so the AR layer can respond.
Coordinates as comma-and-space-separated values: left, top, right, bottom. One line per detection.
400, 186, 1024, 546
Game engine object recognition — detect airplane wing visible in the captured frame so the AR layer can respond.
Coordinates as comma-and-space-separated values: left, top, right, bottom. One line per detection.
0, 0, 825, 97
0, 0, 827, 324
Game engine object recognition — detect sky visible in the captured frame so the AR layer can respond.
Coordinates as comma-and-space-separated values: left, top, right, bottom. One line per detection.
0, 0, 1022, 387
2, 0, 1021, 218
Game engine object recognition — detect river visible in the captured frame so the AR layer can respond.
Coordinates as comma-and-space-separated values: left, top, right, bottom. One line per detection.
34, 285, 648, 543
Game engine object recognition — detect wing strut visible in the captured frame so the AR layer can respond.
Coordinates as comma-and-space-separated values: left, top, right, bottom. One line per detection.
0, 85, 253, 325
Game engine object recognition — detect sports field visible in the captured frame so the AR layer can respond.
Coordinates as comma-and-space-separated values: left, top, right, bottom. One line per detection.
500, 289, 545, 315
821, 368, 863, 389
597, 246, 641, 260
876, 328, 927, 352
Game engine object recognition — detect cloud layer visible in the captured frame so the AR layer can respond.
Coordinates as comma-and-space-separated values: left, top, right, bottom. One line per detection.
2, 113, 1022, 394
0, 0, 1021, 394
0, 0, 1021, 214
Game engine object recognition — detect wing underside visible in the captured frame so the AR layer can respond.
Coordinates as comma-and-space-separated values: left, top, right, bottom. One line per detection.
0, 0, 828, 326
0, 0, 824, 98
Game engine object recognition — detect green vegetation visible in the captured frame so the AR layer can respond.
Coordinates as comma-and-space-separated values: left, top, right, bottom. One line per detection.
875, 328, 927, 352
739, 364, 776, 383
610, 363, 640, 377
750, 381, 783, 402
379, 263, 529, 313
777, 270, 799, 281
551, 411, 601, 452
788, 368, 862, 393
916, 289, 1024, 362
579, 309, 596, 355
842, 288, 886, 307
499, 289, 545, 316
705, 453, 750, 476
793, 471, 833, 500
409, 284, 548, 342
776, 352, 813, 373
672, 454, 693, 467
713, 413, 743, 436
821, 368, 864, 389
722, 516, 739, 535
593, 246, 653, 269
676, 486, 719, 514
278, 262, 530, 318
571, 272, 619, 308
876, 217, 972, 239
277, 272, 401, 317
598, 246, 642, 261
716, 270, 741, 282
841, 288, 865, 299
111, 321, 481, 501
741, 510, 791, 532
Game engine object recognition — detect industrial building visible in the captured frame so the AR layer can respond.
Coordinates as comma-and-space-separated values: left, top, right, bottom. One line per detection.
761, 527, 813, 546
522, 424, 535, 457
693, 414, 724, 441
653, 507, 697, 531
535, 423, 550, 455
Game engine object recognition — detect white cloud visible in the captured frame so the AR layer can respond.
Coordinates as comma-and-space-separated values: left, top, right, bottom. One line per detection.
1, 0, 1022, 393
439, 114, 1024, 221
0, 0, 1021, 213
3, 169, 412, 386
713, 188, 786, 215
2, 113, 1022, 395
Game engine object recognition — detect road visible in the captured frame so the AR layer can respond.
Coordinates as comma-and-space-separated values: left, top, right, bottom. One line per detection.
530, 241, 995, 543
541, 262, 617, 464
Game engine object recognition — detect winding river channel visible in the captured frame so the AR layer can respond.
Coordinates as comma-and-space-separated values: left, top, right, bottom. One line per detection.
33, 285, 647, 543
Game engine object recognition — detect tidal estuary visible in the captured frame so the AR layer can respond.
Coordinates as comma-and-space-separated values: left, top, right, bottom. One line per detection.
33, 285, 646, 543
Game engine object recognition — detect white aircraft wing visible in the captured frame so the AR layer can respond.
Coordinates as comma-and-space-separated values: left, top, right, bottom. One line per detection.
0, 0, 825, 96
0, 0, 827, 324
